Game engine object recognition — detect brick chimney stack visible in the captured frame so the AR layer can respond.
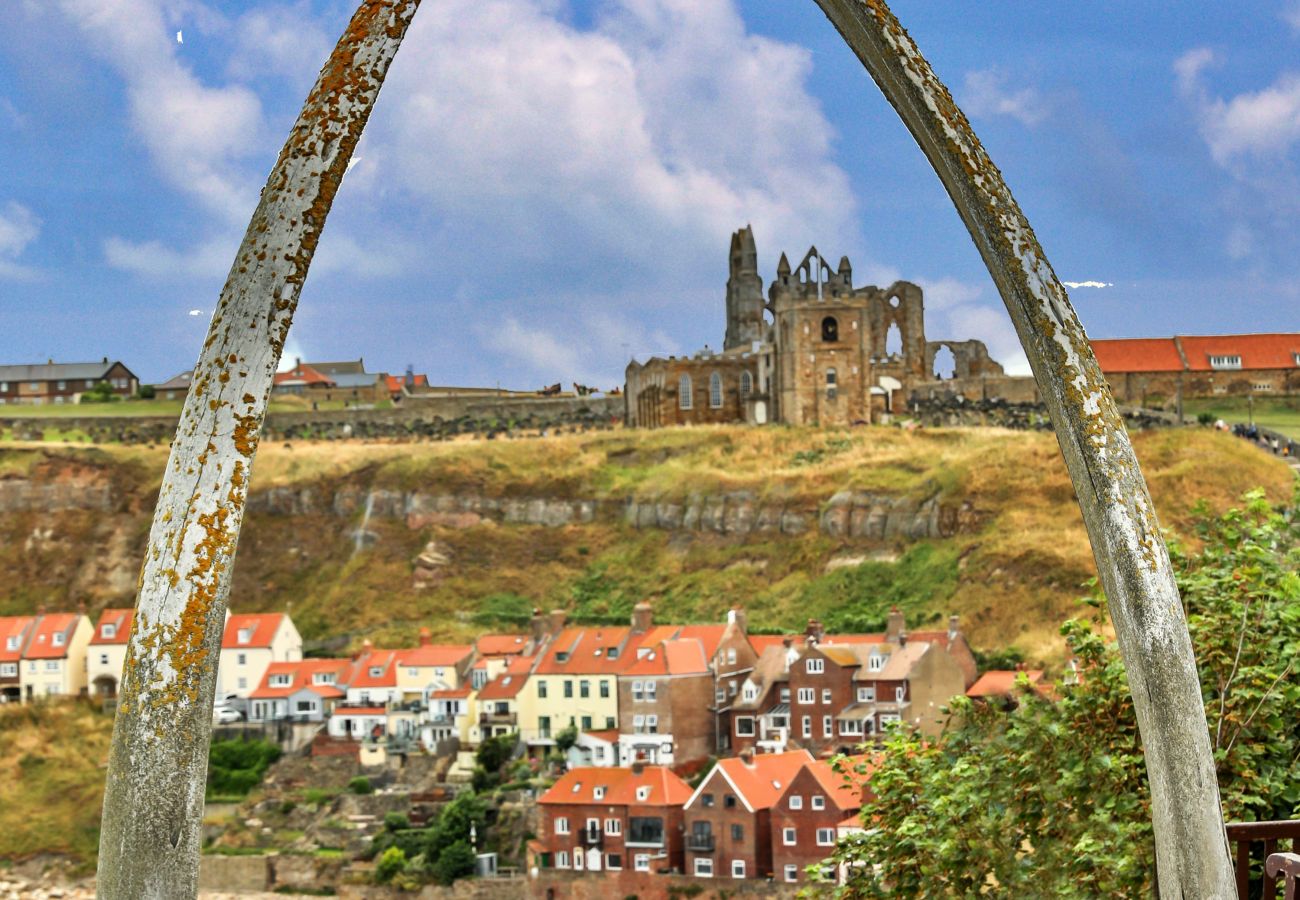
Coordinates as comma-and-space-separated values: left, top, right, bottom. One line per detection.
739, 747, 755, 766
530, 608, 546, 643
632, 601, 653, 634
805, 618, 824, 645
418, 627, 431, 647
547, 609, 568, 635
727, 607, 749, 636
886, 607, 905, 642
948, 614, 960, 641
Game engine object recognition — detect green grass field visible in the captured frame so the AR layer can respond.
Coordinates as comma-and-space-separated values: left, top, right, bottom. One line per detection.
1181, 396, 1300, 440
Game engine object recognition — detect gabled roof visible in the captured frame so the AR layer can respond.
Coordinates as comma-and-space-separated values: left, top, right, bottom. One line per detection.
385, 373, 430, 394
876, 642, 931, 680
796, 755, 874, 811
477, 656, 534, 699
675, 624, 727, 661
222, 614, 285, 649
273, 363, 333, 387
0, 360, 124, 382
693, 750, 814, 812
581, 729, 619, 744
153, 370, 195, 391
476, 634, 532, 657
967, 669, 1046, 698
250, 659, 350, 699
1177, 333, 1300, 371
90, 608, 133, 646
540, 766, 693, 808
0, 616, 36, 663
1090, 338, 1185, 374
623, 638, 709, 676
23, 614, 82, 659
396, 644, 472, 669
308, 359, 366, 376
330, 372, 384, 389
432, 685, 472, 699
346, 650, 399, 689
535, 627, 642, 675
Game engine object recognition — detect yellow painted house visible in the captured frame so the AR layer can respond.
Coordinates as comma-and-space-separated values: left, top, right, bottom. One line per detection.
19, 612, 92, 701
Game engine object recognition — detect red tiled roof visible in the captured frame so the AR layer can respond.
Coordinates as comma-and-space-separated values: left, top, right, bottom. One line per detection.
476, 634, 531, 656
346, 650, 398, 689
967, 669, 1045, 698
1177, 333, 1300, 371
1091, 338, 1185, 374
477, 656, 534, 699
385, 373, 429, 394
535, 627, 645, 675
23, 614, 82, 660
540, 766, 694, 807
748, 634, 805, 654
250, 659, 350, 699
432, 685, 472, 699
675, 624, 726, 661
274, 362, 334, 387
90, 608, 133, 646
333, 706, 386, 715
396, 644, 472, 668
623, 638, 709, 676
222, 614, 285, 649
800, 755, 874, 811
583, 729, 619, 743
0, 616, 36, 663
705, 750, 814, 811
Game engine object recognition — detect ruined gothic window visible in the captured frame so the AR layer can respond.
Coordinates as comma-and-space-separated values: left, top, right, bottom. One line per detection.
885, 322, 903, 357
821, 316, 839, 342
679, 375, 693, 410
739, 371, 753, 400
709, 372, 723, 408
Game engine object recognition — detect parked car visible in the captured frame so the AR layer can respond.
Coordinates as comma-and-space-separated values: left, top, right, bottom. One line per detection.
213, 706, 243, 725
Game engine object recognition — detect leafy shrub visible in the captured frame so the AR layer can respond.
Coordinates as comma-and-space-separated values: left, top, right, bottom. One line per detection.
470, 593, 533, 627
383, 812, 410, 832
347, 776, 373, 795
374, 846, 407, 883
430, 840, 476, 886
206, 739, 281, 799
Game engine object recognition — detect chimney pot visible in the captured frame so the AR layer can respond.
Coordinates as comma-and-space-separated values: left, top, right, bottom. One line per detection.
631, 761, 645, 776
632, 601, 653, 634
886, 607, 905, 642
739, 748, 755, 766
418, 627, 431, 647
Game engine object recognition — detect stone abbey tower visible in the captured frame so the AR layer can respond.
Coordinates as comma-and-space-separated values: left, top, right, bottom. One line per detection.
625, 227, 1003, 428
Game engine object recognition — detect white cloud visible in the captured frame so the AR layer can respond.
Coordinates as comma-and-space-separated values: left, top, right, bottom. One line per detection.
1061, 280, 1113, 289
483, 317, 586, 384
1176, 47, 1300, 163
916, 276, 983, 311
945, 305, 1031, 376
57, 0, 264, 222
370, 0, 858, 286
0, 201, 41, 280
225, 5, 331, 87
961, 69, 1049, 127
104, 233, 239, 279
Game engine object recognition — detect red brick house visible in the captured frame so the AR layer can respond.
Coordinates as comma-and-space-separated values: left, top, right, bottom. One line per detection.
682, 749, 813, 880
771, 756, 873, 885
710, 608, 761, 753
0, 359, 138, 406
537, 764, 693, 875
619, 635, 716, 770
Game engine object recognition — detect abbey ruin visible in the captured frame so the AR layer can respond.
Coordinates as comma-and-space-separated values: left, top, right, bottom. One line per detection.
624, 226, 1005, 427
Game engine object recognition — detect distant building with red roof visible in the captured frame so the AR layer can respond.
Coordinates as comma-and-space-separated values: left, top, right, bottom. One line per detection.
771, 755, 874, 885
88, 608, 134, 700
1090, 333, 1300, 403
272, 360, 335, 394
248, 658, 350, 723
967, 668, 1047, 707
216, 612, 302, 701
18, 612, 93, 701
537, 763, 695, 875
0, 615, 37, 702
618, 633, 715, 770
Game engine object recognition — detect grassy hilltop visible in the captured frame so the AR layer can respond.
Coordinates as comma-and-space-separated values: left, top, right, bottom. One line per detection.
0, 424, 1293, 664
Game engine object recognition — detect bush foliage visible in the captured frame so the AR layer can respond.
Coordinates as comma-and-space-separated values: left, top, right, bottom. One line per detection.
206, 739, 281, 799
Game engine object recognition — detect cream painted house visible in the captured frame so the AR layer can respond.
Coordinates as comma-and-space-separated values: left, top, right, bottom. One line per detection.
393, 633, 472, 703
216, 613, 302, 701
87, 608, 133, 700
19, 613, 92, 701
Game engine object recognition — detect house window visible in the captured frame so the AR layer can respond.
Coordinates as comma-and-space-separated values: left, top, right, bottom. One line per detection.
539, 716, 551, 739
538, 681, 548, 698
573, 852, 584, 871
557, 851, 570, 869
724, 795, 736, 809
270, 674, 291, 687
99, 654, 109, 665
369, 666, 383, 678
636, 786, 650, 802
826, 368, 838, 400
789, 795, 803, 810
606, 818, 621, 835
237, 653, 247, 666
296, 700, 315, 713
606, 853, 622, 870
635, 855, 650, 872
821, 316, 839, 342
802, 715, 811, 738
736, 717, 754, 736
823, 715, 833, 736
821, 688, 832, 704
4, 637, 16, 651
237, 677, 247, 689
581, 715, 593, 731
0, 663, 15, 677
726, 648, 737, 665
679, 375, 693, 410
896, 686, 906, 702
645, 681, 657, 700
102, 624, 117, 639
646, 714, 658, 733
701, 793, 715, 808
731, 823, 743, 840
709, 372, 723, 408
45, 660, 59, 672
731, 859, 746, 878
817, 828, 836, 846
600, 680, 610, 698
812, 795, 826, 810
694, 858, 714, 878
593, 787, 607, 802
632, 680, 643, 701
857, 686, 875, 703
555, 817, 570, 835
312, 672, 335, 685
580, 680, 590, 698
52, 633, 64, 647
564, 680, 573, 698
555, 651, 569, 663
739, 371, 753, 399
716, 688, 726, 704
633, 714, 645, 732
606, 716, 615, 729
237, 628, 252, 644
407, 667, 419, 677
868, 654, 884, 672
806, 658, 824, 674
780, 686, 790, 702
783, 827, 797, 846
797, 688, 814, 704
1209, 355, 1242, 370
785, 864, 799, 882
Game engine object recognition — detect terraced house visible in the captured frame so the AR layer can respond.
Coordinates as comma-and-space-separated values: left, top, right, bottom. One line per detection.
0, 616, 36, 703
87, 608, 133, 701
18, 612, 92, 700
215, 612, 301, 701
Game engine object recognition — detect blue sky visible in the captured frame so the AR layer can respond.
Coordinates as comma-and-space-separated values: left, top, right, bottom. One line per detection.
1, 0, 1298, 387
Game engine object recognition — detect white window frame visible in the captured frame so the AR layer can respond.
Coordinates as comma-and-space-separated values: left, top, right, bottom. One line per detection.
802, 715, 811, 738
868, 654, 884, 672
789, 795, 803, 810
895, 686, 906, 702
555, 817, 570, 835
645, 681, 657, 701
797, 687, 814, 704
709, 371, 723, 408
817, 828, 836, 846
840, 719, 863, 736
731, 859, 746, 879
635, 854, 650, 872
736, 716, 755, 736
857, 686, 874, 703
679, 375, 693, 410
556, 850, 570, 869
783, 827, 797, 846
812, 795, 826, 810
806, 658, 824, 674
605, 818, 621, 835
44, 660, 59, 672
593, 787, 606, 801
823, 715, 833, 737
1209, 355, 1242, 370
694, 857, 714, 878
632, 680, 643, 701
821, 687, 832, 704
52, 633, 64, 647
0, 663, 15, 677
102, 624, 117, 639
784, 864, 799, 882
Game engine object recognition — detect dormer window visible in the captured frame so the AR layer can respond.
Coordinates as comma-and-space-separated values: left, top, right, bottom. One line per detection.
594, 787, 606, 800
313, 672, 336, 685
5, 637, 16, 651
606, 647, 619, 660
868, 654, 885, 672
102, 624, 117, 640
52, 633, 65, 647
270, 674, 291, 687
237, 628, 252, 644
636, 786, 650, 801
369, 666, 383, 677
555, 652, 570, 663
1209, 355, 1242, 370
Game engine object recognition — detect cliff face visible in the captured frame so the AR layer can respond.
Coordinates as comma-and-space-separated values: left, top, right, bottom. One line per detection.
0, 425, 1291, 660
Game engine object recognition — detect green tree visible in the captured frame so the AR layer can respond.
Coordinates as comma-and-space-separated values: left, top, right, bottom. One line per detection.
79, 381, 118, 404
374, 846, 407, 883
425, 792, 488, 861
205, 739, 281, 799
430, 840, 476, 886
554, 724, 579, 754
830, 490, 1300, 897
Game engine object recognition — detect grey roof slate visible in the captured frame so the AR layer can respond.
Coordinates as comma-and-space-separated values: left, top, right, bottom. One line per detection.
0, 361, 123, 382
